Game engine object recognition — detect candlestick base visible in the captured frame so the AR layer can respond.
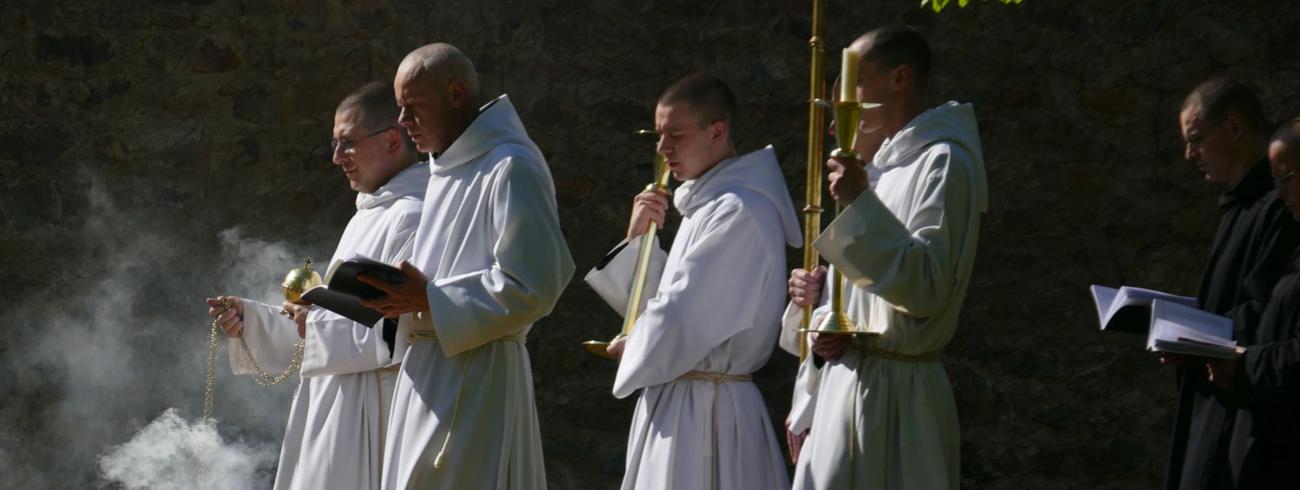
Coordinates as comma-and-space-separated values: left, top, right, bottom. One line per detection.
582, 340, 618, 360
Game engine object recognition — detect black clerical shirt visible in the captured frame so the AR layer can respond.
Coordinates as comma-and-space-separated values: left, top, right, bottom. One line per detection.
1167, 160, 1300, 490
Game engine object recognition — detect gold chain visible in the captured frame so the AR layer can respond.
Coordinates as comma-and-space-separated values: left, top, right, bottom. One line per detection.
236, 332, 305, 387
198, 297, 304, 487
203, 298, 228, 422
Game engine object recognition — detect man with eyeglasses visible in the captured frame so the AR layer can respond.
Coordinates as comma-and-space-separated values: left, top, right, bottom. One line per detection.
358, 43, 573, 489
1195, 118, 1300, 488
204, 81, 427, 489
1164, 77, 1300, 490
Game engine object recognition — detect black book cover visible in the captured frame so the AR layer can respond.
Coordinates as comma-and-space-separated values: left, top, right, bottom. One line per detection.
300, 258, 406, 328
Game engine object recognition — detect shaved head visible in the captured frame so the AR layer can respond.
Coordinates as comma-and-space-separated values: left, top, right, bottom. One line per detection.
852, 25, 931, 91
393, 42, 481, 154
396, 43, 480, 103
1182, 76, 1268, 133
1272, 117, 1300, 169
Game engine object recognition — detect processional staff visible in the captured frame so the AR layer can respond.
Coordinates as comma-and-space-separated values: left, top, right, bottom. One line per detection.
798, 0, 881, 344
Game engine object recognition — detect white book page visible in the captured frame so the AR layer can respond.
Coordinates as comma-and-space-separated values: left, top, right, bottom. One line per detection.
1090, 285, 1118, 329
1147, 300, 1235, 351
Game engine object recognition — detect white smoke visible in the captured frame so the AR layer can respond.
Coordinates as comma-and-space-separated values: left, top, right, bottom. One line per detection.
0, 169, 329, 487
98, 408, 277, 489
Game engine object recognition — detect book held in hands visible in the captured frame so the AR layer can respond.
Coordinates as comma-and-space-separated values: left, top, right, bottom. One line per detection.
300, 256, 407, 327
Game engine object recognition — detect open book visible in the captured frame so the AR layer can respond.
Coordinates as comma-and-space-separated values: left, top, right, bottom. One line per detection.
1090, 285, 1197, 333
299, 256, 406, 327
1147, 299, 1237, 359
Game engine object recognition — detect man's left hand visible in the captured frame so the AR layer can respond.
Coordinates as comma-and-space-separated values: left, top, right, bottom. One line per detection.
359, 261, 431, 319
811, 332, 853, 362
827, 155, 869, 205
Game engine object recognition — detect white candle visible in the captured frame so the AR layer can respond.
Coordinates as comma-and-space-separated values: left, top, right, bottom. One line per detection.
841, 48, 859, 103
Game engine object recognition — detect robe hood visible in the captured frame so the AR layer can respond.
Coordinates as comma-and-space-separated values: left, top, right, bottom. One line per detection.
673, 145, 802, 247
356, 160, 430, 210
873, 101, 988, 212
429, 95, 542, 173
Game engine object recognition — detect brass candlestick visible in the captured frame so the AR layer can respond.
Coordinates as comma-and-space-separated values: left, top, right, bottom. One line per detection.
801, 99, 880, 336
584, 130, 671, 359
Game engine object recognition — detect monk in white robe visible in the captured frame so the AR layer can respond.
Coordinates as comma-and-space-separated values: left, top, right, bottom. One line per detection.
787, 27, 988, 490
205, 81, 426, 490
361, 43, 573, 490
590, 75, 794, 490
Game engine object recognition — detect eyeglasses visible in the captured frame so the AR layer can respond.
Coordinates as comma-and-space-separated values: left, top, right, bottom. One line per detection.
330, 127, 395, 154
1275, 169, 1297, 188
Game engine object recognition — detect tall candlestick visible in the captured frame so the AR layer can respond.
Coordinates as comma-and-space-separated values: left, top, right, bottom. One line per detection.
841, 48, 859, 103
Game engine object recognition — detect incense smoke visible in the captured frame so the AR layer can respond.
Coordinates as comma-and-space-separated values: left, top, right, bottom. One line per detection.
0, 169, 332, 487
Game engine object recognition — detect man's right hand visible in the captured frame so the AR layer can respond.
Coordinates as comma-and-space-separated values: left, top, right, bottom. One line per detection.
606, 335, 628, 361
789, 266, 827, 308
626, 188, 671, 240
1156, 352, 1189, 368
206, 296, 245, 338
785, 412, 810, 464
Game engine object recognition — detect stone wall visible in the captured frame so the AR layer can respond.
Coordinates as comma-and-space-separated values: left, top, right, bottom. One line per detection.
3, 0, 1299, 487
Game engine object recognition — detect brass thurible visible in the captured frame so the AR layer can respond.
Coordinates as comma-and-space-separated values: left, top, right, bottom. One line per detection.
584, 131, 672, 359
280, 258, 323, 316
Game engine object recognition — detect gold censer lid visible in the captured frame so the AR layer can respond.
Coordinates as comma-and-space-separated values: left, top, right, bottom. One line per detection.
281, 258, 323, 305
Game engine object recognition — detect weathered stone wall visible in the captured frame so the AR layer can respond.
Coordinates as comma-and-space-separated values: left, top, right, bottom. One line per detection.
3, 0, 1299, 487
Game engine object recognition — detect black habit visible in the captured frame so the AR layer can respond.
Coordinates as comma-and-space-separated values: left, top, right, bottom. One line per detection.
1227, 247, 1300, 487
1166, 160, 1300, 490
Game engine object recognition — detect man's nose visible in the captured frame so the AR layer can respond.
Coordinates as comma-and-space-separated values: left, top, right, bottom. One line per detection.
1184, 144, 1198, 163
398, 108, 413, 127
332, 144, 347, 165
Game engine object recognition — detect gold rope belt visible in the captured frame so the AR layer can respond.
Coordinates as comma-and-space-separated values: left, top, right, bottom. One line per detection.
677, 370, 753, 383
673, 369, 752, 490
854, 344, 942, 363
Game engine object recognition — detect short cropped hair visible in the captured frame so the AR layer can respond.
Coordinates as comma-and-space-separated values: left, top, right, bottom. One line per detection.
860, 25, 931, 89
337, 81, 402, 132
657, 73, 737, 129
1182, 76, 1269, 132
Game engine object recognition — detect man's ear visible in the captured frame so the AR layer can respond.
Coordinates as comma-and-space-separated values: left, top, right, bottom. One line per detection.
710, 120, 728, 143
447, 79, 469, 109
891, 65, 912, 92
1224, 113, 1246, 142
385, 129, 402, 155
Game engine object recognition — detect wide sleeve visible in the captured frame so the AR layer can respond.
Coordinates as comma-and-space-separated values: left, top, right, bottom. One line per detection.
427, 157, 576, 356
814, 145, 977, 318
1237, 337, 1300, 406
301, 211, 421, 376
1227, 202, 1300, 340
612, 200, 776, 398
583, 235, 667, 316
228, 299, 301, 375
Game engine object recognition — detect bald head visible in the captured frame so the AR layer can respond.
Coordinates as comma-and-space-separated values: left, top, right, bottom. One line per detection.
396, 43, 480, 102
1271, 117, 1300, 170
394, 43, 482, 154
